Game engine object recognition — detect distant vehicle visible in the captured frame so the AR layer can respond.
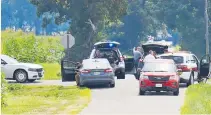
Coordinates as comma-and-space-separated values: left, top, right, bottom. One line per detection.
1, 55, 44, 83
138, 59, 181, 96
76, 58, 115, 87
159, 51, 211, 85
89, 41, 126, 79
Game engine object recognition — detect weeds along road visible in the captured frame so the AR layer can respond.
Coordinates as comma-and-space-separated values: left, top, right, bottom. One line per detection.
9, 74, 188, 114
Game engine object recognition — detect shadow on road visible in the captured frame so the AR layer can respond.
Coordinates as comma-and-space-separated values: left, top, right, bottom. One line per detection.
83, 84, 111, 90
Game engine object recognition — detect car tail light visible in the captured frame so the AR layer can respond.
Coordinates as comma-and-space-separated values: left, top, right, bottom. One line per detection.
80, 69, 91, 73
177, 65, 190, 71
104, 68, 113, 73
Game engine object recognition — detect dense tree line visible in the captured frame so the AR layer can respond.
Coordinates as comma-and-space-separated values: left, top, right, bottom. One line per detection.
2, 0, 211, 60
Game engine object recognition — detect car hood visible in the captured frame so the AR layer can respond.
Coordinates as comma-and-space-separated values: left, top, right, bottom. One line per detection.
13, 63, 43, 68
143, 72, 176, 76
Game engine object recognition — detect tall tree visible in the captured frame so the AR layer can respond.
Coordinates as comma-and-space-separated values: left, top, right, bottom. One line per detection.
30, 0, 128, 61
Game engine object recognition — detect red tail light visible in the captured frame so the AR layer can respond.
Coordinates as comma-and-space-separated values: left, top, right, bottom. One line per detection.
120, 56, 124, 62
177, 65, 190, 71
80, 69, 91, 73
104, 68, 113, 73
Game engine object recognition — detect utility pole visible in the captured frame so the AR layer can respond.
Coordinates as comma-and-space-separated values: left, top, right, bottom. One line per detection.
205, 0, 209, 55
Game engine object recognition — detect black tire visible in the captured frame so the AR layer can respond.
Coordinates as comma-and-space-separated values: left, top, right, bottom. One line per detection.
14, 70, 28, 83
117, 72, 125, 79
110, 83, 115, 88
187, 73, 194, 86
28, 79, 36, 82
173, 88, 179, 96
139, 89, 145, 95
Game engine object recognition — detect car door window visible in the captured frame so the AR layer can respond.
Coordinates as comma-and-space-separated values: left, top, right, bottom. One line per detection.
1, 59, 7, 65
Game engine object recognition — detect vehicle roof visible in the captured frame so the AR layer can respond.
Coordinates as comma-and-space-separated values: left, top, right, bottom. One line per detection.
159, 52, 193, 57
1, 55, 11, 60
94, 41, 120, 46
144, 59, 175, 64
142, 40, 172, 46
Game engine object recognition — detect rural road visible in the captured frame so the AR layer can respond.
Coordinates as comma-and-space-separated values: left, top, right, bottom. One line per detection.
8, 74, 188, 114
80, 74, 186, 115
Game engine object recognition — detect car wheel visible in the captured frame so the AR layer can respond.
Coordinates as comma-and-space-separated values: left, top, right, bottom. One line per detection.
173, 88, 179, 96
110, 83, 115, 88
117, 72, 125, 79
14, 70, 28, 83
139, 88, 145, 95
28, 79, 36, 82
187, 73, 194, 86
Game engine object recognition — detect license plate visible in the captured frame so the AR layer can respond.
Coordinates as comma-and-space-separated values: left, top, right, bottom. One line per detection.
155, 84, 162, 87
93, 72, 101, 75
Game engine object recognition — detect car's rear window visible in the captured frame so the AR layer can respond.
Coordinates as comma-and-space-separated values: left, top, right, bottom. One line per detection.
160, 56, 184, 64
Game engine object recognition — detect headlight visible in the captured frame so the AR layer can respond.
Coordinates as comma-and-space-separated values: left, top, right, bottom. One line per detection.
140, 75, 148, 79
28, 68, 37, 72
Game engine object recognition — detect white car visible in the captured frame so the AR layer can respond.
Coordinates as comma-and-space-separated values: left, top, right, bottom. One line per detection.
1, 55, 44, 83
159, 52, 199, 86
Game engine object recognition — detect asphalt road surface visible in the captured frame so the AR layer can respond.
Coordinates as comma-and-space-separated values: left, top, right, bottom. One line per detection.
8, 74, 188, 115
79, 74, 187, 115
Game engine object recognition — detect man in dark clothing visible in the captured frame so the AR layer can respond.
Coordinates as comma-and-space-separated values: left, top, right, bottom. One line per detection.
133, 47, 144, 72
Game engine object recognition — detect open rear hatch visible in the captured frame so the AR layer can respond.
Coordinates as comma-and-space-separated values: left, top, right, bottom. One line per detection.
142, 42, 168, 56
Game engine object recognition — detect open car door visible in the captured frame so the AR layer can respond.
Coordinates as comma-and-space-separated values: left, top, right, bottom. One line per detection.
199, 54, 211, 80
123, 49, 135, 74
61, 59, 77, 82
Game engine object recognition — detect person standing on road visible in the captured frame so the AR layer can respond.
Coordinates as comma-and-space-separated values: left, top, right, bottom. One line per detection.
133, 47, 144, 71
75, 62, 82, 86
144, 50, 156, 61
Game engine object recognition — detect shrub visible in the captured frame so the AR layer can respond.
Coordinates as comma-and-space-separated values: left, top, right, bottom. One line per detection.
181, 83, 211, 114
1, 29, 64, 63
39, 63, 61, 80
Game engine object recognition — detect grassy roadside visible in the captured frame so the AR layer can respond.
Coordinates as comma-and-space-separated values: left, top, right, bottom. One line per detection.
181, 83, 211, 114
2, 84, 91, 115
39, 63, 61, 80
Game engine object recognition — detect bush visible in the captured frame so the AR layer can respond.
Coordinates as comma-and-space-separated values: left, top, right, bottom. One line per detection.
181, 83, 211, 114
1, 29, 64, 63
39, 63, 61, 80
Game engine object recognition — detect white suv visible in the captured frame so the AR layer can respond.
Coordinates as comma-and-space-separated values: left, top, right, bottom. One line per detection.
89, 41, 126, 79
158, 51, 199, 86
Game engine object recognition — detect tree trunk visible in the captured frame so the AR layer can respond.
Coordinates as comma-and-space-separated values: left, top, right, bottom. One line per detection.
205, 0, 209, 55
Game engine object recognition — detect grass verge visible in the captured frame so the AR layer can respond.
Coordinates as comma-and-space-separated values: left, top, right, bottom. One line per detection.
181, 83, 211, 114
2, 84, 91, 115
39, 63, 61, 80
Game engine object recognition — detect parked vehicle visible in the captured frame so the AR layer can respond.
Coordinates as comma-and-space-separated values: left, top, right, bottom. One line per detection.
1, 55, 44, 83
158, 51, 199, 86
76, 58, 115, 87
138, 59, 181, 96
89, 41, 126, 79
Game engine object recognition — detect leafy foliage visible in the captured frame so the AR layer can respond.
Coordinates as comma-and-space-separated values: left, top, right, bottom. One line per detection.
30, 0, 128, 61
1, 29, 64, 63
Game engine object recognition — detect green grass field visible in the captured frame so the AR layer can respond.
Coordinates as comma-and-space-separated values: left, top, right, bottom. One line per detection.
39, 63, 61, 80
181, 83, 211, 114
2, 84, 91, 115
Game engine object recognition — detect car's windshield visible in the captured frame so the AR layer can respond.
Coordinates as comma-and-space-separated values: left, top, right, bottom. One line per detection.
142, 62, 176, 72
160, 56, 184, 64
1, 55, 19, 64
